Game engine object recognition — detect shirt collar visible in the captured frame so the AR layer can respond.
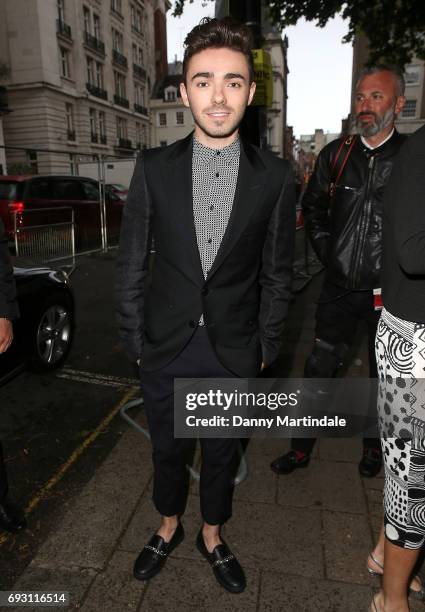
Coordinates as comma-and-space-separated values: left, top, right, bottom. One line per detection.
361, 128, 394, 150
193, 136, 240, 164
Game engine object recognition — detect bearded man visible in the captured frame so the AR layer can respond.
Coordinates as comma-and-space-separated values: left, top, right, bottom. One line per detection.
271, 65, 406, 479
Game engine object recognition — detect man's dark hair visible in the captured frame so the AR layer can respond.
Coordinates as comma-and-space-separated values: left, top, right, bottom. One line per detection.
182, 17, 254, 83
356, 64, 406, 96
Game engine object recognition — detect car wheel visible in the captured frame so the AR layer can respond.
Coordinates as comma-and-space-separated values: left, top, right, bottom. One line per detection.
31, 293, 74, 372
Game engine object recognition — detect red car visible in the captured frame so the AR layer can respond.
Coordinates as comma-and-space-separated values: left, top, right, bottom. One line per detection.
0, 175, 123, 247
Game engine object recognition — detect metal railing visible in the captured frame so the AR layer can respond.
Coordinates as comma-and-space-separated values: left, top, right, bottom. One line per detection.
84, 31, 105, 55
86, 82, 108, 100
57, 19, 72, 40
134, 103, 148, 116
13, 207, 76, 268
133, 63, 146, 80
112, 49, 128, 68
113, 94, 129, 108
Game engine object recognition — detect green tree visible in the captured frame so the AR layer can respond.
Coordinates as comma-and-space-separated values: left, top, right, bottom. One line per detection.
172, 0, 425, 67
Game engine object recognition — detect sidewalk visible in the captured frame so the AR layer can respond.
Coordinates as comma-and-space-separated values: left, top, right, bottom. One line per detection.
6, 268, 422, 612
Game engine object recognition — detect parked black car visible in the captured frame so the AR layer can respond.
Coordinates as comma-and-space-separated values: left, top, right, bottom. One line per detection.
0, 261, 74, 383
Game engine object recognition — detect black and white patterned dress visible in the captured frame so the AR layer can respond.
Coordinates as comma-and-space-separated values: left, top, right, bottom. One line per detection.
375, 307, 425, 549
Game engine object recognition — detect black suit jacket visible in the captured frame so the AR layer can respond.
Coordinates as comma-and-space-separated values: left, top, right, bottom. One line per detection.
116, 133, 295, 377
0, 219, 18, 320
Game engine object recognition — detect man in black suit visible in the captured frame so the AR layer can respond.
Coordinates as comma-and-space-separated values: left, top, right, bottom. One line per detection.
0, 218, 26, 533
116, 17, 295, 592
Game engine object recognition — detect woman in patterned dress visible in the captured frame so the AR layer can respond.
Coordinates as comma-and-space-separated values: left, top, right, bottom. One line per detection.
370, 124, 425, 612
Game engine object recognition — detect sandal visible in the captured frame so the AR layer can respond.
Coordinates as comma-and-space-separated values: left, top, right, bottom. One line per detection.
367, 552, 425, 601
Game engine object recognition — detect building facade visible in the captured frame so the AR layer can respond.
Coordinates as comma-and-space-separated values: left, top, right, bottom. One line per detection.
0, 0, 169, 175
150, 71, 194, 148
351, 35, 425, 134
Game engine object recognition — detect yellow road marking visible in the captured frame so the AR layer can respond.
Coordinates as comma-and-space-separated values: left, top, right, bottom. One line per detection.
0, 386, 139, 547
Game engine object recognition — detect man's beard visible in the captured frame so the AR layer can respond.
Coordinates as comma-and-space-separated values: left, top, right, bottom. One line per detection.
193, 107, 243, 140
355, 107, 395, 137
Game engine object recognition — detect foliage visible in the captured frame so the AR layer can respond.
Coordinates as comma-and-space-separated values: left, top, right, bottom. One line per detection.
171, 0, 425, 67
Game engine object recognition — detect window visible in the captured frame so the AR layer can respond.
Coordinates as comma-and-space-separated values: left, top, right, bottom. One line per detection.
134, 83, 144, 105
83, 6, 91, 33
51, 179, 84, 200
159, 112, 167, 126
405, 66, 421, 86
95, 61, 103, 88
65, 103, 75, 139
66, 103, 74, 130
82, 180, 100, 200
114, 71, 126, 97
131, 4, 143, 32
89, 108, 98, 142
135, 121, 142, 147
112, 28, 123, 52
99, 111, 106, 138
57, 0, 65, 23
111, 0, 122, 13
93, 13, 101, 40
165, 88, 176, 102
176, 111, 184, 125
132, 43, 138, 64
59, 47, 70, 78
402, 99, 417, 118
87, 57, 94, 84
28, 178, 50, 199
116, 116, 128, 139
160, 141, 167, 147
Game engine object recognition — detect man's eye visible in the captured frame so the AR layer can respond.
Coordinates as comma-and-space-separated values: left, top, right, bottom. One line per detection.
373, 93, 383, 99
228, 82, 241, 88
356, 95, 363, 101
196, 82, 208, 87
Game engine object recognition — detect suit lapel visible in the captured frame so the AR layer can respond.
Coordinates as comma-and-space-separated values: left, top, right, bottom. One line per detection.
207, 139, 268, 280
161, 133, 205, 286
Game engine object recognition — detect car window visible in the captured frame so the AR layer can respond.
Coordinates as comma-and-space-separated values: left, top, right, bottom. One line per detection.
51, 179, 85, 200
28, 179, 51, 198
0, 181, 18, 200
82, 181, 100, 200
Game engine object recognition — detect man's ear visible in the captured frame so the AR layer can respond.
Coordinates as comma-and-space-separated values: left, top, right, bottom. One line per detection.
180, 82, 190, 108
395, 95, 406, 115
247, 81, 256, 106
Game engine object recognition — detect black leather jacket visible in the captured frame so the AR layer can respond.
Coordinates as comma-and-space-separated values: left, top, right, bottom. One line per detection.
302, 130, 406, 290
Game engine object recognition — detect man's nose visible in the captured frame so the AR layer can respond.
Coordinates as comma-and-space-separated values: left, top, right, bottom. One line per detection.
212, 84, 226, 104
360, 97, 372, 111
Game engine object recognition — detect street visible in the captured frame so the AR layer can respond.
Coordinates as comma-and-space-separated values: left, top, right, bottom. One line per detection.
2, 233, 417, 612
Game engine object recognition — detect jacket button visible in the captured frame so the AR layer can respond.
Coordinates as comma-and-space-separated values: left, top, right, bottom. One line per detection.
201, 287, 209, 296
189, 320, 197, 328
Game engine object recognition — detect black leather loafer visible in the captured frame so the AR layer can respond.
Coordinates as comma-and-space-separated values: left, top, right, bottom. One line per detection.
133, 522, 184, 581
270, 450, 311, 475
359, 448, 382, 478
196, 530, 246, 593
0, 499, 27, 533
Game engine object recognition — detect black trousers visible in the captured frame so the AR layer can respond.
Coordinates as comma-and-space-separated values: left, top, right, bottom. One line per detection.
140, 326, 238, 525
293, 280, 381, 455
0, 442, 8, 502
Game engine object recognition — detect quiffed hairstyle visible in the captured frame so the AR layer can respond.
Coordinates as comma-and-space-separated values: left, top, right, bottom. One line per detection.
182, 17, 254, 83
356, 64, 406, 97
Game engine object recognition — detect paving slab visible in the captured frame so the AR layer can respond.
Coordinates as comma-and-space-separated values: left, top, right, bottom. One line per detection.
139, 557, 260, 612
7, 566, 96, 612
322, 511, 373, 585
79, 551, 146, 612
259, 572, 372, 612
225, 500, 324, 578
33, 430, 153, 570
277, 459, 366, 514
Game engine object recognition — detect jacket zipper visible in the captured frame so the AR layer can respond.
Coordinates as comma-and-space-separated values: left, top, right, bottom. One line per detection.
349, 154, 375, 287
